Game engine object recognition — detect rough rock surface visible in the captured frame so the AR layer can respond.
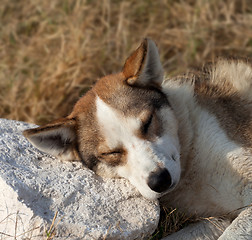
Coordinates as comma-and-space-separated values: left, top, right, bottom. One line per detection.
0, 119, 160, 240
218, 207, 252, 240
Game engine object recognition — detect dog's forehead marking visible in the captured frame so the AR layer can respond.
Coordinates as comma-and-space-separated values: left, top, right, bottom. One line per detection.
96, 96, 141, 149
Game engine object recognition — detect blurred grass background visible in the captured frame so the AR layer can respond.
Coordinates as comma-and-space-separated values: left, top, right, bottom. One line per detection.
1, 0, 252, 238
1, 0, 252, 125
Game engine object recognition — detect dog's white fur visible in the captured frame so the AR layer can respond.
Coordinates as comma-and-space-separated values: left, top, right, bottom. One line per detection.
162, 79, 251, 214
23, 39, 252, 239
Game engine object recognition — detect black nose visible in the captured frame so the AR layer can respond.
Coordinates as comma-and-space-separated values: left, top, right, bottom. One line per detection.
147, 168, 172, 193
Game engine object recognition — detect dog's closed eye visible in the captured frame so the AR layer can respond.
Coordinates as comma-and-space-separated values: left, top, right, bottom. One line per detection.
142, 114, 153, 135
100, 150, 123, 156
97, 149, 126, 166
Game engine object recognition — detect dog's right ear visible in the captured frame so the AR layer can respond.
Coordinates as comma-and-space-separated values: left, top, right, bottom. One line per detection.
123, 38, 164, 88
23, 118, 80, 161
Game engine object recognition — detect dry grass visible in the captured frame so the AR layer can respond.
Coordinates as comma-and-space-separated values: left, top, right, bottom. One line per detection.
0, 211, 40, 239
150, 207, 195, 239
0, 0, 252, 239
0, 211, 62, 240
44, 211, 64, 240
0, 0, 252, 124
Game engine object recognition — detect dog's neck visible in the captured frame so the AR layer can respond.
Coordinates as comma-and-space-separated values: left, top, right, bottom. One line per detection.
162, 78, 196, 179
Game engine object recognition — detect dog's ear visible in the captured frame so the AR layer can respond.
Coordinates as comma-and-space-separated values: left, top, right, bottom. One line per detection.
123, 38, 164, 88
23, 118, 80, 161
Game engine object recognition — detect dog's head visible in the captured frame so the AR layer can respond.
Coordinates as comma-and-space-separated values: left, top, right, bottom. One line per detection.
23, 39, 181, 200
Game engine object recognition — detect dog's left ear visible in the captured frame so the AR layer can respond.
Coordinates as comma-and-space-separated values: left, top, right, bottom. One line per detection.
23, 118, 80, 161
123, 38, 164, 88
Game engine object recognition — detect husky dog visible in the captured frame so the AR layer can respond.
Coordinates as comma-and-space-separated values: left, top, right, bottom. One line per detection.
23, 39, 252, 239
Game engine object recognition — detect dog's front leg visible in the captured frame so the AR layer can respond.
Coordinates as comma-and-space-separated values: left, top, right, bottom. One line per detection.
218, 207, 252, 240
162, 218, 231, 240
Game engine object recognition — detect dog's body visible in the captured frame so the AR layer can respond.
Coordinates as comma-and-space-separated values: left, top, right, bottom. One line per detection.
24, 39, 252, 239
162, 61, 252, 218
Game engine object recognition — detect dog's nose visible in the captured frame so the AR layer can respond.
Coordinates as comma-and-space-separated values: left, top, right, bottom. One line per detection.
147, 168, 172, 193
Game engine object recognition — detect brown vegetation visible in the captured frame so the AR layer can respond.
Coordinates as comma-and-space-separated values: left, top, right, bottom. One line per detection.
0, 0, 252, 124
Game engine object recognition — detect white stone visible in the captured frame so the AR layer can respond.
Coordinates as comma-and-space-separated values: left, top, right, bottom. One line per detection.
0, 119, 160, 240
218, 207, 252, 240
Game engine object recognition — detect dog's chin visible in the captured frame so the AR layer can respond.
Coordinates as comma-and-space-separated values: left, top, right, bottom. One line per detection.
159, 183, 178, 198
140, 191, 162, 201
140, 182, 178, 201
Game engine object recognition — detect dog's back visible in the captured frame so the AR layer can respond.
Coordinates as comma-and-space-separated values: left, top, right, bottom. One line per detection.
183, 59, 252, 147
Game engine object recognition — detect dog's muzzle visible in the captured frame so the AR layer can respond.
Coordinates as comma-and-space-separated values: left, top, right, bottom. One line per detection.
147, 168, 172, 193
